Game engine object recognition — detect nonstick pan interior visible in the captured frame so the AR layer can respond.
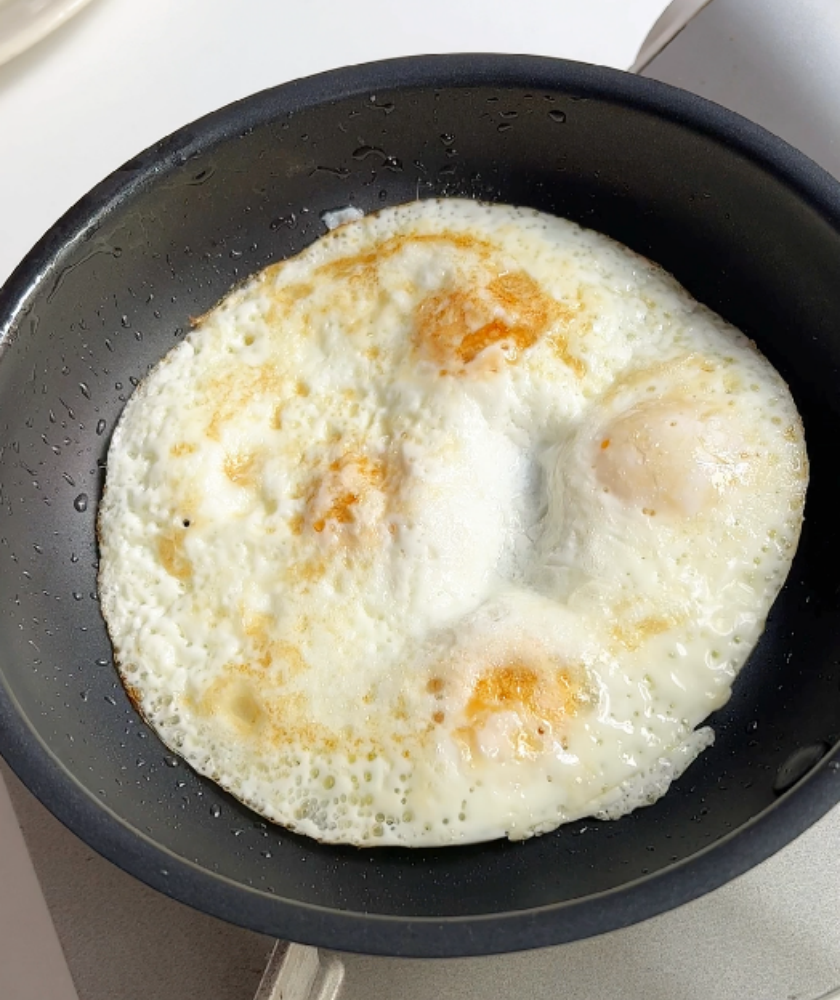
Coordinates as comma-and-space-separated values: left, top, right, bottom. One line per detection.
2, 56, 840, 958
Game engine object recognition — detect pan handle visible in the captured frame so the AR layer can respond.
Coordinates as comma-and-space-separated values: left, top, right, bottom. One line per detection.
254, 942, 344, 1000
629, 0, 713, 72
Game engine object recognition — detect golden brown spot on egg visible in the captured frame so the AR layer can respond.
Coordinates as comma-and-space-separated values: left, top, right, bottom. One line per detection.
191, 674, 268, 736
300, 451, 391, 537
313, 496, 355, 532
285, 554, 328, 586
263, 282, 316, 329
467, 662, 542, 718
462, 273, 550, 362
268, 702, 340, 751
458, 317, 524, 364
611, 614, 677, 653
455, 659, 586, 761
317, 231, 495, 284
280, 281, 314, 303
295, 381, 310, 397
547, 286, 589, 377
223, 450, 260, 488
311, 227, 586, 374
601, 438, 610, 450
259, 260, 288, 284
414, 270, 562, 373
292, 614, 311, 635
433, 710, 445, 725
426, 677, 445, 696
157, 529, 191, 581
170, 441, 196, 457
548, 331, 587, 378
243, 612, 274, 666
241, 611, 310, 677
189, 662, 360, 754
272, 641, 308, 676
229, 686, 266, 730
205, 363, 286, 440
123, 681, 143, 713
188, 308, 213, 330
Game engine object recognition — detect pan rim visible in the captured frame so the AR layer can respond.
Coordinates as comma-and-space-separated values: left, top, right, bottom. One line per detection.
1, 51, 840, 958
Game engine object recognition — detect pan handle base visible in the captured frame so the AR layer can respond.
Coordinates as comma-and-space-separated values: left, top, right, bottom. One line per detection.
254, 941, 345, 1000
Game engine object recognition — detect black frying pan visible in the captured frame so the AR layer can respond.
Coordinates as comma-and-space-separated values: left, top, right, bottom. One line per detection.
2, 55, 840, 959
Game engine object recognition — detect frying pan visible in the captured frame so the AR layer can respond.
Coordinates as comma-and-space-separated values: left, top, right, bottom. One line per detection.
2, 54, 840, 960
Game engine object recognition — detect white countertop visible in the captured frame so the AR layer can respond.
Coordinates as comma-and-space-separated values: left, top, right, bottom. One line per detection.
0, 0, 668, 287
5, 2, 840, 999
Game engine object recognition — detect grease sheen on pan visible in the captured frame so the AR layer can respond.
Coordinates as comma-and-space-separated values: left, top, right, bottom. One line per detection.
97, 199, 808, 847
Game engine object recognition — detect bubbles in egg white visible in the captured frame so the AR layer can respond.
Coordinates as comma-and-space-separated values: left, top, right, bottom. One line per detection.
97, 199, 808, 846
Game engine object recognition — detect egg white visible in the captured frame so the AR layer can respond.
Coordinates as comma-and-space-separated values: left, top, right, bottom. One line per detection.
97, 199, 807, 846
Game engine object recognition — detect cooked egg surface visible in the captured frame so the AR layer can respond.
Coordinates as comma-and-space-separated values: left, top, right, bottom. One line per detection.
97, 199, 807, 847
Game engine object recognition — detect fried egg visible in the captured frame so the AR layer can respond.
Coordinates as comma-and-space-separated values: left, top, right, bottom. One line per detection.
97, 199, 808, 846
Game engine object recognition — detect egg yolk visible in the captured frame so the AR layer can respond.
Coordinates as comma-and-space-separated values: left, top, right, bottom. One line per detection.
453, 660, 584, 761
594, 400, 747, 518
